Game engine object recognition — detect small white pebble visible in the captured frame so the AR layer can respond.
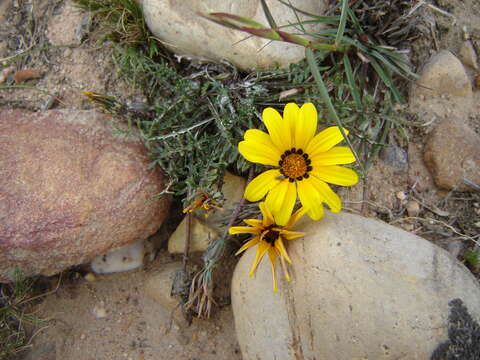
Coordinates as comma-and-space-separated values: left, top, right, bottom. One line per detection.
396, 191, 407, 201
93, 304, 107, 318
80, 334, 86, 340
84, 273, 96, 282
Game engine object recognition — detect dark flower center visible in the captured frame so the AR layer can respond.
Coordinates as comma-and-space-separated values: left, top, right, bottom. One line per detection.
278, 148, 313, 182
262, 225, 280, 244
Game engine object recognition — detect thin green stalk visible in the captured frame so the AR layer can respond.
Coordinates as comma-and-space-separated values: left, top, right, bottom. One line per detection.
343, 55, 362, 111
335, 0, 349, 44
306, 48, 365, 175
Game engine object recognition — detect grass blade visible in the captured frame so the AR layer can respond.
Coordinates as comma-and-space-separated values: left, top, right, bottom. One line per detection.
343, 55, 362, 111
306, 48, 365, 174
260, 0, 277, 28
335, 0, 349, 44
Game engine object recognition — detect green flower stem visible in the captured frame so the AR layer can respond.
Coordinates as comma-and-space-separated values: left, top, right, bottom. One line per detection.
203, 12, 350, 53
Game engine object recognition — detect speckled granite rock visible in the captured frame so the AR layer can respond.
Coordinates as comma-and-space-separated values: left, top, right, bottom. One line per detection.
0, 109, 171, 282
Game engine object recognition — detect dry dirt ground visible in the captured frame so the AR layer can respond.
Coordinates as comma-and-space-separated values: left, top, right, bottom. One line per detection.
25, 252, 241, 360
1, 0, 480, 359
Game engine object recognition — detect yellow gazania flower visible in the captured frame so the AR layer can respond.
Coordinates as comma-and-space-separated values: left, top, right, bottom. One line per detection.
229, 202, 306, 292
239, 102, 358, 225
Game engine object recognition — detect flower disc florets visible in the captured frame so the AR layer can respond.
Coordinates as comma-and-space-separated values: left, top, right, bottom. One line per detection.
279, 148, 312, 181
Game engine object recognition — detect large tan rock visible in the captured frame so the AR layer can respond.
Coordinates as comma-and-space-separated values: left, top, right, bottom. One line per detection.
0, 109, 171, 282
142, 0, 326, 70
424, 118, 480, 191
232, 212, 480, 360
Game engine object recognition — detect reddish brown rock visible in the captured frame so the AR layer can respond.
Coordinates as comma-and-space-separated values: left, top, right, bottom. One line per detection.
0, 109, 171, 282
424, 118, 480, 191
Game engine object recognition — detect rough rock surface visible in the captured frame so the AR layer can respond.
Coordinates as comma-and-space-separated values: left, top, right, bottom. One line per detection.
459, 40, 479, 70
0, 109, 171, 282
232, 212, 480, 360
410, 51, 473, 120
424, 118, 480, 191
142, 0, 326, 70
143, 261, 189, 325
413, 50, 472, 98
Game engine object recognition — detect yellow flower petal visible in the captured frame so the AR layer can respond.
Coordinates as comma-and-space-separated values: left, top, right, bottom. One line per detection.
283, 103, 300, 142
228, 226, 261, 235
259, 201, 275, 227
249, 241, 270, 277
235, 237, 260, 255
280, 229, 306, 241
262, 107, 290, 151
306, 127, 349, 158
308, 175, 342, 213
244, 219, 263, 227
275, 180, 297, 226
244, 169, 282, 202
265, 180, 288, 214
311, 165, 359, 186
297, 179, 325, 220
244, 129, 280, 151
267, 247, 278, 292
310, 146, 356, 166
294, 102, 317, 150
265, 180, 296, 226
274, 237, 292, 264
286, 206, 307, 228
239, 140, 281, 167
279, 254, 291, 282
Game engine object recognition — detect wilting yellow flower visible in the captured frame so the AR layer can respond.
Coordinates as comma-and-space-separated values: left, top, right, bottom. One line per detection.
182, 189, 221, 215
239, 102, 358, 225
229, 202, 306, 292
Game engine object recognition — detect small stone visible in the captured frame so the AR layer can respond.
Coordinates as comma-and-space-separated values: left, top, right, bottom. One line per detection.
380, 144, 408, 172
424, 118, 480, 191
91, 240, 146, 274
14, 68, 41, 83
80, 333, 86, 340
93, 304, 107, 318
459, 41, 478, 70
413, 50, 472, 98
75, 13, 92, 43
396, 191, 407, 201
447, 240, 464, 259
0, 66, 14, 84
406, 200, 421, 217
84, 272, 96, 282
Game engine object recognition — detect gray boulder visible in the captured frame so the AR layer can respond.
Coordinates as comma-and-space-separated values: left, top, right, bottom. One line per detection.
232, 212, 480, 360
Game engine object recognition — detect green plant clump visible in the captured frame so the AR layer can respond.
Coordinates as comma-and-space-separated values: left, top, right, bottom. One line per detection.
0, 269, 44, 360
